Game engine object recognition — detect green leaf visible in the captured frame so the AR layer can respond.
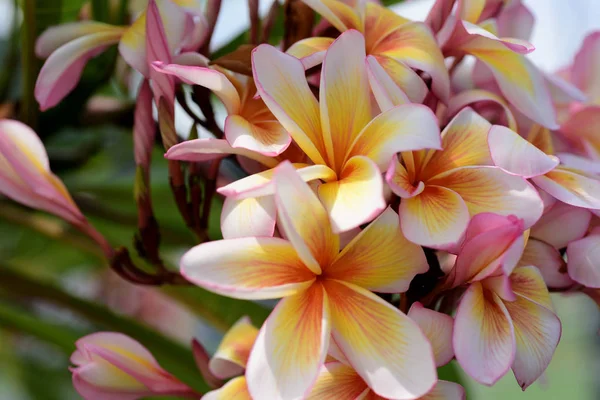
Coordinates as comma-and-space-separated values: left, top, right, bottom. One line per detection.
162, 286, 271, 332
0, 300, 82, 353
0, 267, 210, 394
438, 361, 470, 396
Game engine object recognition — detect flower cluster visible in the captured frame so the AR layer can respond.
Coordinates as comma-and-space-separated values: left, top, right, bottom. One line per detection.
1, 0, 600, 399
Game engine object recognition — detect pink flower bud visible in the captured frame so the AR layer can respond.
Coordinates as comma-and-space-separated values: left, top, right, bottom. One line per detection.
70, 332, 192, 400
0, 119, 85, 226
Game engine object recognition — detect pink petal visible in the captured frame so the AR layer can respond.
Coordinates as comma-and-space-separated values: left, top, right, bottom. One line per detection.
519, 239, 573, 289
567, 233, 600, 288
35, 31, 122, 110
366, 55, 410, 111
133, 80, 155, 167
408, 302, 455, 367
36, 21, 121, 58
571, 31, 600, 102
488, 125, 559, 178
453, 282, 515, 386
220, 196, 277, 239
530, 202, 592, 248
446, 89, 517, 131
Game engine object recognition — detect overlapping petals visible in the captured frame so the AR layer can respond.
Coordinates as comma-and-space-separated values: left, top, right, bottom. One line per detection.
180, 162, 436, 399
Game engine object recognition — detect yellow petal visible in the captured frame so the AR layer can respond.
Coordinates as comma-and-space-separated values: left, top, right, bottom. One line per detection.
399, 185, 470, 248
320, 30, 371, 171
286, 37, 334, 69
327, 207, 428, 293
246, 283, 330, 400
302, 0, 363, 32
307, 362, 368, 400
274, 162, 339, 274
324, 280, 437, 399
318, 156, 386, 233
203, 377, 251, 400
209, 316, 258, 379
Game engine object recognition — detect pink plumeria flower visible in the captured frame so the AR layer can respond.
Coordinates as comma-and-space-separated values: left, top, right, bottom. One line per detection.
489, 124, 600, 211
0, 119, 85, 226
449, 213, 561, 389
152, 62, 290, 156
70, 332, 193, 400
559, 31, 600, 158
307, 302, 462, 399
288, 0, 450, 103
428, 0, 558, 129
567, 226, 600, 289
34, 0, 207, 110
180, 161, 437, 399
385, 108, 543, 249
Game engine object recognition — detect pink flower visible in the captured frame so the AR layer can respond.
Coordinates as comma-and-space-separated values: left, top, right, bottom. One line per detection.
70, 332, 192, 399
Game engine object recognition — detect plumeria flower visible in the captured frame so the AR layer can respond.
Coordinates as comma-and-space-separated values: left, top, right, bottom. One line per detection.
428, 0, 558, 128
559, 31, 600, 158
180, 161, 437, 399
489, 124, 600, 211
567, 225, 600, 289
385, 107, 543, 248
290, 0, 450, 103
167, 29, 442, 233
449, 213, 561, 389
152, 62, 290, 156
34, 0, 207, 110
70, 332, 193, 399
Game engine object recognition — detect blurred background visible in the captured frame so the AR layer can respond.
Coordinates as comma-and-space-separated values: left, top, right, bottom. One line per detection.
0, 0, 598, 399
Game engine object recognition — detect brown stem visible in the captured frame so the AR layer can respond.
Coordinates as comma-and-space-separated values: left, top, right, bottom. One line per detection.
200, 159, 221, 231
200, 0, 223, 56
248, 0, 260, 45
261, 0, 281, 43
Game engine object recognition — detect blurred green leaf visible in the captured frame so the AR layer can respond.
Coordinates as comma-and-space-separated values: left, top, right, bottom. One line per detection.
438, 361, 469, 395
0, 267, 210, 394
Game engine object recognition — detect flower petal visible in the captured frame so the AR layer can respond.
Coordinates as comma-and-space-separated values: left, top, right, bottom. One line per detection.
36, 21, 121, 57
220, 196, 276, 239
180, 237, 314, 300
399, 185, 470, 248
286, 37, 334, 70
274, 162, 339, 274
453, 282, 515, 386
519, 239, 573, 289
567, 234, 600, 288
530, 202, 592, 249
164, 138, 278, 168
318, 156, 386, 233
224, 115, 291, 156
366, 55, 410, 111
209, 316, 258, 379
370, 55, 428, 105
320, 29, 372, 171
252, 44, 327, 165
571, 31, 600, 102
203, 377, 251, 400
325, 280, 437, 399
420, 108, 493, 182
408, 302, 454, 367
452, 213, 525, 285
374, 21, 450, 103
327, 207, 428, 293
35, 31, 122, 110
431, 166, 544, 228
246, 283, 330, 400
459, 35, 558, 129
504, 294, 561, 390
347, 104, 442, 170
509, 266, 554, 310
446, 89, 517, 131
218, 163, 336, 200
151, 62, 241, 114
532, 167, 600, 209
386, 155, 425, 199
420, 381, 466, 400
307, 362, 368, 400
488, 125, 559, 178
302, 0, 363, 32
